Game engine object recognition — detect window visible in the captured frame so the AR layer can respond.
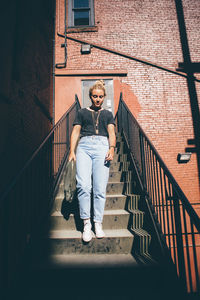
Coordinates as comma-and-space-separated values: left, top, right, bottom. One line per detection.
68, 0, 95, 27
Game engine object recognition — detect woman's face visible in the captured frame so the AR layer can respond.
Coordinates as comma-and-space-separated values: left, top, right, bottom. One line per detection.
90, 88, 105, 108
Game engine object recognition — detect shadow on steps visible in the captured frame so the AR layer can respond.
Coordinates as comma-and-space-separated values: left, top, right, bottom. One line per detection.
10, 261, 183, 300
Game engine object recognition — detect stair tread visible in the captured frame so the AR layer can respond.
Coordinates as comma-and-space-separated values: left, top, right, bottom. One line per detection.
106, 194, 126, 197
107, 181, 124, 184
51, 209, 130, 217
48, 229, 133, 239
55, 193, 126, 200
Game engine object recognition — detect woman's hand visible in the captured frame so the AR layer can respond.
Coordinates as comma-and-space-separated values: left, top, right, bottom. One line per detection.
68, 151, 76, 161
106, 124, 116, 161
68, 125, 81, 162
105, 147, 115, 161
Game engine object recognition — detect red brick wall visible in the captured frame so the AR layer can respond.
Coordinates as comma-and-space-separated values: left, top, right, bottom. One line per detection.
55, 0, 200, 207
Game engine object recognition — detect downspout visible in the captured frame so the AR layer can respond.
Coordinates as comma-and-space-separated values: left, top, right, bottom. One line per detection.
52, 0, 56, 126
55, 0, 67, 69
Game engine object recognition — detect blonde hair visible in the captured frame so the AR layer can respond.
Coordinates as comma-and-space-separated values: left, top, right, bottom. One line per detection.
89, 80, 106, 98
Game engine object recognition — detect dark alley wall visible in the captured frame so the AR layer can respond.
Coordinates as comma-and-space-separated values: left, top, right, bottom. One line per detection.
0, 0, 54, 194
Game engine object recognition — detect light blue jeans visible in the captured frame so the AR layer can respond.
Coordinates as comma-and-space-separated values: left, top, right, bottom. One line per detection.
76, 135, 110, 223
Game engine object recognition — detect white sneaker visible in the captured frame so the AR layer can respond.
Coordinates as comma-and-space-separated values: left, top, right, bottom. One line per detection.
94, 222, 105, 239
82, 219, 92, 242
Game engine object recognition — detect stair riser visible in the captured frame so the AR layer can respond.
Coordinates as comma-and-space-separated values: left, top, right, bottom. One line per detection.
53, 195, 127, 212
105, 196, 127, 210
109, 162, 121, 171
108, 171, 135, 183
48, 236, 134, 255
108, 171, 122, 182
107, 182, 137, 195
50, 214, 130, 231
106, 182, 124, 194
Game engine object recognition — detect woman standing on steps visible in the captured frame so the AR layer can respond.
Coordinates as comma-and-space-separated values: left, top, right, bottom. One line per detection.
68, 80, 116, 242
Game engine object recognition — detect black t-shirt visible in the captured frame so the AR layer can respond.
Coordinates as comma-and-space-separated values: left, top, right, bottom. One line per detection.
73, 108, 115, 137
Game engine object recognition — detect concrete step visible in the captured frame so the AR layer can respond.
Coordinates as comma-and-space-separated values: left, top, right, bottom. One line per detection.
109, 161, 121, 171
50, 209, 130, 231
107, 182, 137, 195
105, 194, 127, 209
106, 182, 125, 194
108, 170, 134, 183
108, 171, 123, 182
53, 194, 128, 213
47, 229, 134, 255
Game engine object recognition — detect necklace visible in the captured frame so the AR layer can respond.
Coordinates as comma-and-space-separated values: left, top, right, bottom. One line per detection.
91, 110, 101, 134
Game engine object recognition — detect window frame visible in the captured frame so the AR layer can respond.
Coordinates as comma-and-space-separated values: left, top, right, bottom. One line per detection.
68, 0, 95, 28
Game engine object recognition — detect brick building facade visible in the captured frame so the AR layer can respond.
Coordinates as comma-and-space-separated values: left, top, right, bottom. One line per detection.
55, 0, 200, 215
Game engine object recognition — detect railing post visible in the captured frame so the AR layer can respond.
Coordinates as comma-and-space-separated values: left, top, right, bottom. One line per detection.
66, 114, 69, 152
140, 133, 147, 190
127, 109, 130, 143
119, 93, 123, 132
75, 94, 81, 111
173, 194, 187, 293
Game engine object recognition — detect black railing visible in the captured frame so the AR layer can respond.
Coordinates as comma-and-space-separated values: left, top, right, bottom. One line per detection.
0, 96, 80, 288
116, 94, 200, 295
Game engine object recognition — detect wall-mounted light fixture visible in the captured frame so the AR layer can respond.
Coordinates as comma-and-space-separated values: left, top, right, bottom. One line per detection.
177, 152, 192, 164
81, 44, 91, 54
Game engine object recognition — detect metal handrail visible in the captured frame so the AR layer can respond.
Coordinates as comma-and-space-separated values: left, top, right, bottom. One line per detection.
0, 96, 81, 288
116, 94, 200, 295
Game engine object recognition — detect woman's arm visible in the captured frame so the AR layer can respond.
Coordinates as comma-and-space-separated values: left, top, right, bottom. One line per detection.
106, 124, 116, 161
68, 125, 81, 161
